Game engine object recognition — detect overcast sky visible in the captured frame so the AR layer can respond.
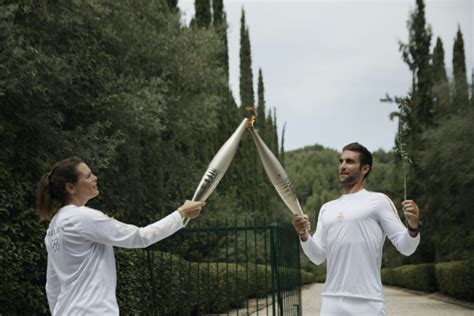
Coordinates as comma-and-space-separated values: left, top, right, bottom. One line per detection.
177, 0, 473, 152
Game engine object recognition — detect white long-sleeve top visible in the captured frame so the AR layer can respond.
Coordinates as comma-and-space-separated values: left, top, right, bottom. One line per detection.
301, 189, 420, 301
45, 204, 184, 315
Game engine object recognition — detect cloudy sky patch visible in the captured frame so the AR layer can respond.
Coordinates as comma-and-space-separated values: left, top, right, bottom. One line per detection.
178, 0, 473, 152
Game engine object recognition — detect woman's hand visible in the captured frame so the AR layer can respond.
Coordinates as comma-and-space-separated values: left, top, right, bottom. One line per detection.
178, 200, 206, 219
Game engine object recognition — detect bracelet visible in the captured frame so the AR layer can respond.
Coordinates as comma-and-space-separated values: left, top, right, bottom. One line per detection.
407, 220, 422, 232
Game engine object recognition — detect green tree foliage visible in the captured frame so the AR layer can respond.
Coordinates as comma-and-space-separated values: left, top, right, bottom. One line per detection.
256, 68, 267, 135
265, 109, 278, 156
255, 68, 280, 157
452, 26, 469, 111
389, 0, 473, 264
399, 0, 433, 131
397, 0, 436, 263
0, 0, 250, 312
192, 0, 211, 28
471, 72, 474, 107
228, 8, 281, 220
432, 37, 451, 117
166, 0, 178, 10
272, 108, 279, 155
212, 0, 229, 80
280, 122, 286, 166
419, 106, 474, 261
212, 0, 224, 25
239, 9, 254, 111
285, 145, 340, 220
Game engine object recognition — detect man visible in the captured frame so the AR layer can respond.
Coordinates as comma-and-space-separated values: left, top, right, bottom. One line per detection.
293, 142, 420, 315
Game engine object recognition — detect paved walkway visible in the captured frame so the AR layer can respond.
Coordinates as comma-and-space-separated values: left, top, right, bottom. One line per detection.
302, 283, 474, 315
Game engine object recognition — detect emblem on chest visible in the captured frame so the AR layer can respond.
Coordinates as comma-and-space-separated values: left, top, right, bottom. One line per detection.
336, 211, 344, 222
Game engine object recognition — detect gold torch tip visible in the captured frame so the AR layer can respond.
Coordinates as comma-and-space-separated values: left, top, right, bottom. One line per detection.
245, 105, 257, 128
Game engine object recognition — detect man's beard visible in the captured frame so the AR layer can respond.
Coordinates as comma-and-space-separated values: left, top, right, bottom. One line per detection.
339, 170, 361, 186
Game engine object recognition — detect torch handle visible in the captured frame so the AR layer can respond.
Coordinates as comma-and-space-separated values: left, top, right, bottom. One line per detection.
183, 195, 206, 227
183, 217, 190, 227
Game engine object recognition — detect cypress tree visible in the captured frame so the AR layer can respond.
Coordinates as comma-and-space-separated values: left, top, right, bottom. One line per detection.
452, 26, 469, 110
212, 0, 229, 80
234, 9, 266, 216
432, 37, 450, 117
239, 9, 254, 112
256, 68, 267, 134
273, 107, 279, 155
280, 122, 286, 167
398, 0, 434, 263
212, 0, 224, 25
471, 71, 474, 107
400, 0, 433, 130
266, 109, 277, 155
166, 0, 178, 11
192, 0, 211, 28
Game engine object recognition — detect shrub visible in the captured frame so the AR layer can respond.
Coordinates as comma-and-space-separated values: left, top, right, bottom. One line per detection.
381, 263, 438, 292
301, 271, 318, 284
116, 250, 296, 314
302, 261, 326, 283
435, 260, 474, 301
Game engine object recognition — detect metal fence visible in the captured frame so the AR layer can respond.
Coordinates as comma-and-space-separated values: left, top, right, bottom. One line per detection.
134, 219, 302, 315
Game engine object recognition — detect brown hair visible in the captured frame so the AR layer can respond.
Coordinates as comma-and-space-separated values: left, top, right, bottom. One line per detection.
342, 142, 373, 179
36, 157, 84, 220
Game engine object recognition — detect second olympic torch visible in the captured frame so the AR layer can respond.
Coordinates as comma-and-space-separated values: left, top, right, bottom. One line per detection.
185, 118, 249, 225
249, 127, 304, 216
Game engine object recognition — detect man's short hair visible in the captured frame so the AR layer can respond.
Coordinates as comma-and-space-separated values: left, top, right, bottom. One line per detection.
342, 142, 373, 179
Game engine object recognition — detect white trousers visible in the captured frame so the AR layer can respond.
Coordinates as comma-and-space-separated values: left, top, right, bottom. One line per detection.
320, 296, 386, 316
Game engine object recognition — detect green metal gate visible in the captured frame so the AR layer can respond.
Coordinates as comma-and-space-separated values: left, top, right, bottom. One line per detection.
140, 219, 302, 315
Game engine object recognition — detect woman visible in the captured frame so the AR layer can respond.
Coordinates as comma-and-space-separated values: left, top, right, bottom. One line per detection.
37, 157, 205, 315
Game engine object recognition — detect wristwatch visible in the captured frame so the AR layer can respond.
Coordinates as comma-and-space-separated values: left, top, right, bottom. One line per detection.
408, 220, 422, 232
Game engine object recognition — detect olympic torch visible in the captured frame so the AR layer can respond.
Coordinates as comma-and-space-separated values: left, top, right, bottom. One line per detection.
248, 126, 304, 217
185, 118, 249, 226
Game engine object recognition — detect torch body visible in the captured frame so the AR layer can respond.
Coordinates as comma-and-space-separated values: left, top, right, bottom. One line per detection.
249, 127, 304, 216
185, 118, 249, 225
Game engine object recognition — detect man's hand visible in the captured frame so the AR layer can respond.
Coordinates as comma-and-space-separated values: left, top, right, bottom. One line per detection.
292, 214, 311, 241
178, 200, 205, 219
402, 200, 420, 231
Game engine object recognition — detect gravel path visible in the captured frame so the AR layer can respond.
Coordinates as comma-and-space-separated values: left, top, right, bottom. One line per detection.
302, 283, 474, 315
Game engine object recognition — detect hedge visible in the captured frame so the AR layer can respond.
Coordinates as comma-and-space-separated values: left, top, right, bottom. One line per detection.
435, 260, 474, 301
301, 271, 319, 284
116, 249, 305, 314
382, 260, 474, 302
301, 261, 326, 283
381, 263, 438, 292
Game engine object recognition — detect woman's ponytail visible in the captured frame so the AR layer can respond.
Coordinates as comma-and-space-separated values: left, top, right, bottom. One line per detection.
37, 173, 58, 220
36, 158, 83, 221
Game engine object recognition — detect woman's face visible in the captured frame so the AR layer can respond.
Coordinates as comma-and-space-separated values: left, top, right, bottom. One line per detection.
69, 162, 99, 203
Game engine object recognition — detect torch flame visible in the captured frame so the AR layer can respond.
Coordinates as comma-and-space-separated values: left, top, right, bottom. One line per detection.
245, 105, 257, 128
248, 115, 256, 128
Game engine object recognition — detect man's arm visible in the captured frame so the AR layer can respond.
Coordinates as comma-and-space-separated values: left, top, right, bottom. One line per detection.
292, 210, 327, 265
378, 194, 420, 256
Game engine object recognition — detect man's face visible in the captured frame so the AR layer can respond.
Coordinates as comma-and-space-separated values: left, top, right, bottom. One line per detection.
338, 150, 367, 185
